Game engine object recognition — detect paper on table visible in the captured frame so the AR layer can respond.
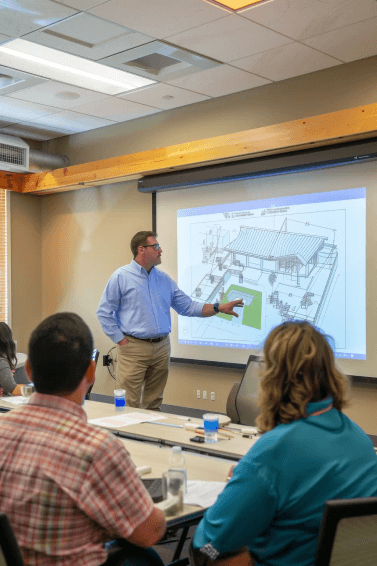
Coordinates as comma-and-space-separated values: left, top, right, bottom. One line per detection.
1, 396, 26, 405
88, 412, 166, 429
184, 481, 226, 508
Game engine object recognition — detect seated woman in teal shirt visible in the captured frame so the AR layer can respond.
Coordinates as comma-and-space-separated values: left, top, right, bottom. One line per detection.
192, 321, 377, 566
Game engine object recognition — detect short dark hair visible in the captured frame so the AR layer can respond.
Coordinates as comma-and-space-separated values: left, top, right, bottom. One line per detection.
130, 231, 157, 258
0, 322, 17, 370
28, 313, 93, 395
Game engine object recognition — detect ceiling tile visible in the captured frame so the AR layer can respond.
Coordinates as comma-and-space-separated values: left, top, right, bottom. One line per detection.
71, 97, 159, 121
52, 0, 108, 9
167, 14, 292, 63
303, 17, 377, 63
0, 97, 59, 122
167, 65, 270, 97
240, 0, 377, 41
0, 122, 73, 140
0, 34, 11, 45
118, 83, 211, 109
8, 81, 110, 109
0, 0, 77, 38
0, 66, 47, 95
25, 13, 153, 61
232, 43, 341, 82
32, 110, 116, 132
89, 0, 227, 39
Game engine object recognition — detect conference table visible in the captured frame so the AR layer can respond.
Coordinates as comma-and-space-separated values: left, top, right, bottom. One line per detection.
82, 399, 259, 460
0, 396, 241, 561
0, 397, 259, 462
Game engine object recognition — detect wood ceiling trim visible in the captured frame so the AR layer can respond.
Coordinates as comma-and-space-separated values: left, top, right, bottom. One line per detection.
0, 172, 27, 193
2, 102, 377, 195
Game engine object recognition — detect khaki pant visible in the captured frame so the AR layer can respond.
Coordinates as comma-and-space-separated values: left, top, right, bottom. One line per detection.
116, 336, 170, 409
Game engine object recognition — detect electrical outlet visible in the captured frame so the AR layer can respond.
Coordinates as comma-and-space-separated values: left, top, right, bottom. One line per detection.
203, 390, 207, 400
211, 392, 215, 401
197, 389, 201, 399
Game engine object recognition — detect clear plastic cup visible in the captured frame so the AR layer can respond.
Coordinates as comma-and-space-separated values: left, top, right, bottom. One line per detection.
203, 413, 219, 443
114, 389, 126, 412
21, 384, 34, 404
162, 470, 185, 515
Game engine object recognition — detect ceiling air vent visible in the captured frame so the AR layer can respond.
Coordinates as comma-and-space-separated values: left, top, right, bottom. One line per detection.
0, 134, 29, 172
102, 41, 221, 81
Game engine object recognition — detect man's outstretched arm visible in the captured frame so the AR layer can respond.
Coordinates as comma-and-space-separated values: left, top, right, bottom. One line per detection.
202, 300, 244, 318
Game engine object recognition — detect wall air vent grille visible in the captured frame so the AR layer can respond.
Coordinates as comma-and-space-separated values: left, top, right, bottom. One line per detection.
0, 143, 27, 167
0, 135, 29, 172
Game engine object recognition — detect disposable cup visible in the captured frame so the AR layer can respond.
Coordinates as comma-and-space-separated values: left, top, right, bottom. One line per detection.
162, 470, 185, 515
203, 413, 219, 443
114, 389, 126, 412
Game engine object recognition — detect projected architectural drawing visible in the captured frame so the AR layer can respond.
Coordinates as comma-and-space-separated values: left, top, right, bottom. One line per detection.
177, 188, 366, 359
192, 222, 338, 331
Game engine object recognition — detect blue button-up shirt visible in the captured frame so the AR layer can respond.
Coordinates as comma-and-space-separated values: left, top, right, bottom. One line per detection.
97, 259, 204, 343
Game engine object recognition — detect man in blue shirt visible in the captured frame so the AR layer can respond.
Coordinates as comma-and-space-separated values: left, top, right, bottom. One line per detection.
97, 231, 242, 409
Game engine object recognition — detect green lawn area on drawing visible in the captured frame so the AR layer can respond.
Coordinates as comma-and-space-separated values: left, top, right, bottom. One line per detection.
217, 284, 262, 330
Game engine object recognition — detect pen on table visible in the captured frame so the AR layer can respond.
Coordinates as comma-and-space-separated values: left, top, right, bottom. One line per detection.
192, 429, 232, 440
149, 421, 183, 429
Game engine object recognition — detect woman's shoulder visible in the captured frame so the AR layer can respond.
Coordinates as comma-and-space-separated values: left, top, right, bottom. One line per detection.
0, 356, 10, 370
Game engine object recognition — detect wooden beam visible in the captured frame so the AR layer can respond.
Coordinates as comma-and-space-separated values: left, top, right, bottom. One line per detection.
0, 171, 27, 193
7, 102, 377, 195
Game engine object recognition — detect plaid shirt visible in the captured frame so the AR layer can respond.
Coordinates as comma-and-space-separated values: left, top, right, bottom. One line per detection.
0, 393, 154, 566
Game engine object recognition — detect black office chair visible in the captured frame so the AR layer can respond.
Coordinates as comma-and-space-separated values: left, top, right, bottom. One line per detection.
315, 497, 377, 565
226, 354, 263, 426
0, 513, 24, 566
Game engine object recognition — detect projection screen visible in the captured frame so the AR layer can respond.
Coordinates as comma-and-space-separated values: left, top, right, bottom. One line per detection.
157, 158, 377, 377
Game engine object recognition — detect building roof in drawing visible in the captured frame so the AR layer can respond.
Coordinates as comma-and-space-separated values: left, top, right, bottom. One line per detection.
225, 227, 327, 265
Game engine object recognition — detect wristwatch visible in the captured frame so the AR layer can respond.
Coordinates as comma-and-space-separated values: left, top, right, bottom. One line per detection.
213, 302, 220, 313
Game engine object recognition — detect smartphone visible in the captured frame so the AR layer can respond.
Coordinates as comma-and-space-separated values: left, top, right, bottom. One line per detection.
190, 435, 205, 443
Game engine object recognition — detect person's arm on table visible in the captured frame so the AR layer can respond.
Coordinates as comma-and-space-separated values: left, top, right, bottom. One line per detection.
192, 458, 277, 562
96, 273, 127, 345
0, 363, 21, 395
81, 434, 166, 548
126, 507, 166, 548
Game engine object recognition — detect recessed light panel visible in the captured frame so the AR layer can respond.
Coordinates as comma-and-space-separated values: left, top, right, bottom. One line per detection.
206, 0, 271, 11
0, 39, 155, 94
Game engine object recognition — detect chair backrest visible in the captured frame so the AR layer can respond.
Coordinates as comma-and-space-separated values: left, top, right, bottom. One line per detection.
229, 355, 263, 426
14, 353, 28, 385
315, 497, 377, 566
0, 513, 24, 566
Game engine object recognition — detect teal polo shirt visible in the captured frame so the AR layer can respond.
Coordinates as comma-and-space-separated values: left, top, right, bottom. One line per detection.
193, 397, 377, 566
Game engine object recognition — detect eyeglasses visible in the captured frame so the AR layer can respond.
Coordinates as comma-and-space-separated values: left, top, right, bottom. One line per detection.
143, 243, 161, 251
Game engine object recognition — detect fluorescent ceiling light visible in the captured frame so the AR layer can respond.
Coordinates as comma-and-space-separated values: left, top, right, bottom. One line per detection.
206, 0, 271, 11
0, 39, 155, 94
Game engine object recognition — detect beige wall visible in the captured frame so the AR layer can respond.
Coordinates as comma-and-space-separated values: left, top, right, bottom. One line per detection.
10, 192, 42, 353
40, 182, 151, 395
8, 55, 377, 431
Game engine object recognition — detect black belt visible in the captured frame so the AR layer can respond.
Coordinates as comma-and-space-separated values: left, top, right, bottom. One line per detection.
125, 334, 167, 343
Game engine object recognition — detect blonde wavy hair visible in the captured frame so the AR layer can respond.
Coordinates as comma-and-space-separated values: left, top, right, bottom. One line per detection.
256, 321, 349, 434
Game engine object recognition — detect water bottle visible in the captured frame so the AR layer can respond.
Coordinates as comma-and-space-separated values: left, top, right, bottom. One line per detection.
169, 446, 187, 492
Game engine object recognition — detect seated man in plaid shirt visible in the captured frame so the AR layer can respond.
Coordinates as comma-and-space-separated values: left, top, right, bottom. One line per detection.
0, 312, 166, 566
